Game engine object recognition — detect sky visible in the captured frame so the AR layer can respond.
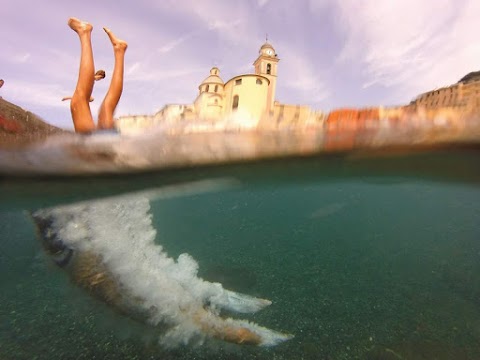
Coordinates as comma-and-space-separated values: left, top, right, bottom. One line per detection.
2, 0, 479, 130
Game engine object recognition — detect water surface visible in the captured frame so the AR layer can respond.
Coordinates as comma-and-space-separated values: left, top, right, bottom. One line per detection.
1, 153, 480, 359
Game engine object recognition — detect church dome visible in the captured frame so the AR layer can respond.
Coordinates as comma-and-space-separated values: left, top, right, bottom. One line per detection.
260, 42, 274, 50
200, 67, 224, 86
259, 42, 276, 57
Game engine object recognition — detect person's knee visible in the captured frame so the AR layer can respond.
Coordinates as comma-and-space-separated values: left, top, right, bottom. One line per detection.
99, 102, 116, 116
72, 90, 91, 102
70, 96, 83, 112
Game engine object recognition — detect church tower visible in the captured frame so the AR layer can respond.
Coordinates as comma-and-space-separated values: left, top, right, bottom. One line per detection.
253, 41, 279, 112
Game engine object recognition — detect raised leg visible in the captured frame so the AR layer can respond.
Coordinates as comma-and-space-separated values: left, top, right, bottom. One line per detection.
97, 28, 128, 130
68, 17, 96, 133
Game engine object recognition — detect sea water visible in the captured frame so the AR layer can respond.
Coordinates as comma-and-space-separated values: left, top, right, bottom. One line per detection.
1, 154, 480, 359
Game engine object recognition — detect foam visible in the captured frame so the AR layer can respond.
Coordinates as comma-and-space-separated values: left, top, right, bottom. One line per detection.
32, 191, 293, 347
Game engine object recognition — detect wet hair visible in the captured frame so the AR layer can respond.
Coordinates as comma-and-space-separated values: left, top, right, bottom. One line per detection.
95, 70, 106, 80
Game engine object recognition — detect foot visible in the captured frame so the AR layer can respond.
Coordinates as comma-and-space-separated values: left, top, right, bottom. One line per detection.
68, 17, 93, 34
103, 27, 128, 52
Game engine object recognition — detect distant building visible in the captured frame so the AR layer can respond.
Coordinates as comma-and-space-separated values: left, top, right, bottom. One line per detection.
409, 71, 480, 111
117, 42, 324, 133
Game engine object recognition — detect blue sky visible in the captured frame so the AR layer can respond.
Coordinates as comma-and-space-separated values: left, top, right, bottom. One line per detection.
2, 0, 479, 129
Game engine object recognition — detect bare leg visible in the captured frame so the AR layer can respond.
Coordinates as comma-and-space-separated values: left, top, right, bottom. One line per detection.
98, 28, 128, 130
68, 17, 96, 133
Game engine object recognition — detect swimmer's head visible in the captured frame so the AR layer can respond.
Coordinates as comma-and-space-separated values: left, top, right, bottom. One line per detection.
94, 70, 106, 81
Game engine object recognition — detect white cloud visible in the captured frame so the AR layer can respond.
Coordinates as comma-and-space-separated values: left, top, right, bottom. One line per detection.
158, 33, 194, 54
207, 19, 243, 31
276, 43, 330, 105
126, 61, 141, 77
12, 53, 31, 64
159, 1, 256, 48
123, 49, 208, 84
333, 0, 480, 96
5, 80, 69, 109
257, 0, 270, 8
308, 0, 331, 12
127, 67, 205, 83
0, 81, 73, 129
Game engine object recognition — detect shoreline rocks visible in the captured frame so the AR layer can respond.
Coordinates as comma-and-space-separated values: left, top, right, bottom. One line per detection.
0, 98, 67, 149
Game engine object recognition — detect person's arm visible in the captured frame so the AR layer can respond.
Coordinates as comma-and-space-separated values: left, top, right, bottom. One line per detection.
62, 96, 94, 102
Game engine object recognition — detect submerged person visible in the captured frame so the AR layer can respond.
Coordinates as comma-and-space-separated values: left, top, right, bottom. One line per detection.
31, 195, 292, 346
67, 17, 127, 133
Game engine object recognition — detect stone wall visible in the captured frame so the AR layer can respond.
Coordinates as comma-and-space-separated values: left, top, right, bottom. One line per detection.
409, 73, 480, 112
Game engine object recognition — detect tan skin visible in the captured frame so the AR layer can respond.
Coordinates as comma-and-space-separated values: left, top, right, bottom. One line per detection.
63, 71, 105, 102
66, 19, 270, 345
68, 17, 128, 133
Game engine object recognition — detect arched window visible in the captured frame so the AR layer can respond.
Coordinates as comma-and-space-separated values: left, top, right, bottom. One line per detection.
206, 85, 210, 92
232, 95, 239, 110
214, 85, 218, 92
267, 63, 271, 74
256, 78, 262, 85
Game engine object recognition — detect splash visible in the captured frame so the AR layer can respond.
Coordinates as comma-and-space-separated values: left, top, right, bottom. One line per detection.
31, 192, 292, 347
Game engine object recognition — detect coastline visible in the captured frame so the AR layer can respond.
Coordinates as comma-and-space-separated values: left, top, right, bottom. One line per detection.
0, 97, 479, 177
0, 97, 67, 149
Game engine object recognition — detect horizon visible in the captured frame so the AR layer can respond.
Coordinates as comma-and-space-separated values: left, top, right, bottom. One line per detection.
2, 0, 479, 130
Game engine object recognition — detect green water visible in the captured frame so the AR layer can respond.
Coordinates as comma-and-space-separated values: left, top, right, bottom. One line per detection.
1, 155, 480, 359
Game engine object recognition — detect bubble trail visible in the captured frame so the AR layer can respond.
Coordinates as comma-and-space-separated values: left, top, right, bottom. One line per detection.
31, 192, 293, 347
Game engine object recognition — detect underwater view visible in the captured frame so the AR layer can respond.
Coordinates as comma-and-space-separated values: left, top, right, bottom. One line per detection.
1, 153, 480, 360
2, 0, 480, 358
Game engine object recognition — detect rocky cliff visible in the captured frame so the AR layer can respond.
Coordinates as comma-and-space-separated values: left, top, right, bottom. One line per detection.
0, 98, 67, 149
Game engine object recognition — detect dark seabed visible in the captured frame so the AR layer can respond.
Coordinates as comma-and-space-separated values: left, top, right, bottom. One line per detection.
1, 153, 480, 359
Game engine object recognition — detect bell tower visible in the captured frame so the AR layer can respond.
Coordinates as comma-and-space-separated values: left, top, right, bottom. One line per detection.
253, 41, 279, 112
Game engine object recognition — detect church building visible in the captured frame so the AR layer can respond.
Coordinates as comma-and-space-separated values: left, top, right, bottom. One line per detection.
192, 41, 278, 123
117, 42, 324, 133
